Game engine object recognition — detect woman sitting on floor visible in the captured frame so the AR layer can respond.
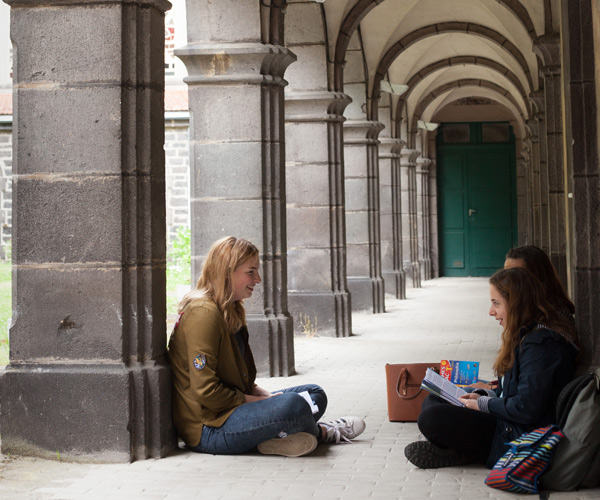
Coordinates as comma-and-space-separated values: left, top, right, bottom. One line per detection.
168, 236, 365, 457
405, 267, 579, 469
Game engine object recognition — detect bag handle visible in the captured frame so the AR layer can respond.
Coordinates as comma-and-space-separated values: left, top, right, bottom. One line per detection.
396, 367, 423, 400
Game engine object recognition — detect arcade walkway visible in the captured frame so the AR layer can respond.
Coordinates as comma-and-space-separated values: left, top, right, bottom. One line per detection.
1, 278, 598, 500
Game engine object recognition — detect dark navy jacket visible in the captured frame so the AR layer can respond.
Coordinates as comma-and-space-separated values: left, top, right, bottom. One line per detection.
485, 323, 577, 468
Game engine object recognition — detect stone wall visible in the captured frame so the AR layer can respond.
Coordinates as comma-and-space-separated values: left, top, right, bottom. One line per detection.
0, 118, 190, 261
165, 117, 190, 245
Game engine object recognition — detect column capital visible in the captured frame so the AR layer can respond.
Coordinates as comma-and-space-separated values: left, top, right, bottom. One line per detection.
378, 137, 405, 158
416, 157, 431, 174
5, 0, 171, 8
400, 148, 421, 166
529, 90, 545, 117
526, 120, 539, 141
176, 43, 297, 85
533, 33, 561, 72
285, 90, 351, 122
343, 119, 385, 144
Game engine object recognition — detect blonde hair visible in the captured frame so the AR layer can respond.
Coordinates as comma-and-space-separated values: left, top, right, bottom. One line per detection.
490, 267, 578, 377
178, 236, 260, 333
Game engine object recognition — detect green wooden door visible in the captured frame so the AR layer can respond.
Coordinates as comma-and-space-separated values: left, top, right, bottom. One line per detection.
437, 123, 516, 277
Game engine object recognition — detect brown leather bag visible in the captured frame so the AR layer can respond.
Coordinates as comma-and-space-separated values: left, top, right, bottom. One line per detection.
385, 363, 439, 422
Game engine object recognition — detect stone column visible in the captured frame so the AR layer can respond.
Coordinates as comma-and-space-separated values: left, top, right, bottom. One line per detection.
343, 119, 385, 312
526, 120, 542, 245
176, 10, 296, 376
530, 90, 549, 253
516, 156, 529, 244
285, 90, 352, 337
379, 137, 406, 299
416, 157, 431, 280
428, 158, 440, 278
400, 149, 421, 288
561, 0, 600, 367
534, 34, 568, 284
0, 0, 176, 461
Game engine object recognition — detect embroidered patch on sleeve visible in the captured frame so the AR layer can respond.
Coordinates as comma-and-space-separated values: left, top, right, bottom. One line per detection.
193, 353, 206, 370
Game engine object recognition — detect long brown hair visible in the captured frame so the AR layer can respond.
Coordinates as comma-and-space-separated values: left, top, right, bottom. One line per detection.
178, 236, 259, 333
506, 245, 575, 315
490, 267, 578, 377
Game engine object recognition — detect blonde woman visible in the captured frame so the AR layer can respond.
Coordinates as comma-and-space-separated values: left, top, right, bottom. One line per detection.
168, 236, 365, 457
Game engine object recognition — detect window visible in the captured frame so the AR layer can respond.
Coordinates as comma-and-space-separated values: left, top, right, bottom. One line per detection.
442, 124, 470, 143
481, 123, 510, 143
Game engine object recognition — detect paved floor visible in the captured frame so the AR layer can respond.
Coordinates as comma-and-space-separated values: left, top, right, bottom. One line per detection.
1, 277, 599, 500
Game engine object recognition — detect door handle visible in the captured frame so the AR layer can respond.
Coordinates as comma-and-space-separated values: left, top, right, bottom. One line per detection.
468, 208, 477, 216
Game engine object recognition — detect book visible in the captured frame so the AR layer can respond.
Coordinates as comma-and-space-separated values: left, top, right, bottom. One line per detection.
298, 390, 319, 414
421, 368, 467, 406
439, 359, 479, 386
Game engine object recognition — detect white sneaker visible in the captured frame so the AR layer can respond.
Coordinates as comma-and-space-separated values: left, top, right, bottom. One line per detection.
319, 416, 366, 444
257, 432, 318, 457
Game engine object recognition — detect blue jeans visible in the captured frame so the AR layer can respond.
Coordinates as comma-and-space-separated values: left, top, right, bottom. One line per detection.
190, 384, 328, 455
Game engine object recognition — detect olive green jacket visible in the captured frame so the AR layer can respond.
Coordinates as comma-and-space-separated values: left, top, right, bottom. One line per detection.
168, 298, 257, 447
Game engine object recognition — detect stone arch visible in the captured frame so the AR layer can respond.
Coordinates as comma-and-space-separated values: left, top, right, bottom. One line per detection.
372, 22, 535, 116
406, 79, 526, 143
333, 0, 540, 92
396, 56, 532, 118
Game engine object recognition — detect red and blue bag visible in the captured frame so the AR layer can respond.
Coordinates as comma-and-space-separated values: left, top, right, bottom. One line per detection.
485, 425, 564, 494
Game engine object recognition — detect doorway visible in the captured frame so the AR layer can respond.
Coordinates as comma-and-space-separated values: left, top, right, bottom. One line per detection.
437, 122, 517, 277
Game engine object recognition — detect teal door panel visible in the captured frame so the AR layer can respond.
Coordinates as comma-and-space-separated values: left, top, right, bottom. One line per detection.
471, 228, 512, 273
437, 128, 516, 277
442, 232, 465, 270
441, 191, 465, 229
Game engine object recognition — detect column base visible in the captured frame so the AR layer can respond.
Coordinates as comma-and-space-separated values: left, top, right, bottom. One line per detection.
383, 270, 407, 299
246, 313, 294, 377
347, 276, 385, 313
288, 290, 351, 338
0, 360, 176, 462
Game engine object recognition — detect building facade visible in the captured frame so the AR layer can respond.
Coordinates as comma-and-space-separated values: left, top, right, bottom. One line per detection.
0, 0, 598, 462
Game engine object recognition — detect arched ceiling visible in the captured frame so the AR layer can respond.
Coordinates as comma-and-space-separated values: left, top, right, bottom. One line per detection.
321, 0, 554, 141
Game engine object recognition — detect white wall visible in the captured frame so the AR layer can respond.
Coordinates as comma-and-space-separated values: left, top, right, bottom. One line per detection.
0, 2, 11, 88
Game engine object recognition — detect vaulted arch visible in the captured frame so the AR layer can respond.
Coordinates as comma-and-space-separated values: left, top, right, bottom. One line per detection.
395, 55, 532, 118
371, 22, 534, 117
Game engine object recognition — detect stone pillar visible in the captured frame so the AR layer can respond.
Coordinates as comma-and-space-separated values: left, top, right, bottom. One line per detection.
561, 0, 600, 368
526, 120, 542, 246
516, 156, 529, 245
0, 0, 176, 461
400, 149, 421, 288
343, 119, 385, 312
379, 137, 406, 299
416, 157, 431, 280
534, 34, 568, 284
530, 90, 550, 253
285, 90, 352, 337
428, 157, 440, 278
176, 6, 296, 376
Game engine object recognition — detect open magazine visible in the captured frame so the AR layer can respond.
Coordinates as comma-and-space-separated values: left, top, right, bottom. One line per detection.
421, 368, 467, 406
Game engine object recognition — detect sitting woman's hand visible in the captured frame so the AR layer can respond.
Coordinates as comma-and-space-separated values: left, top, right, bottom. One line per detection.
466, 380, 498, 390
244, 385, 283, 403
459, 392, 481, 411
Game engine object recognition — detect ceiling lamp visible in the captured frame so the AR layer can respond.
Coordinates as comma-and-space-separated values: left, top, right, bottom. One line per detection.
417, 120, 439, 131
380, 81, 409, 96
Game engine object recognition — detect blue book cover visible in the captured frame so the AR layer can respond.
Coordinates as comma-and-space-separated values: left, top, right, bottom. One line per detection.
439, 360, 479, 386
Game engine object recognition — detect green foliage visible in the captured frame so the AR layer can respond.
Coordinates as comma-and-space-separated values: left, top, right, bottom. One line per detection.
166, 226, 191, 314
0, 262, 11, 366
